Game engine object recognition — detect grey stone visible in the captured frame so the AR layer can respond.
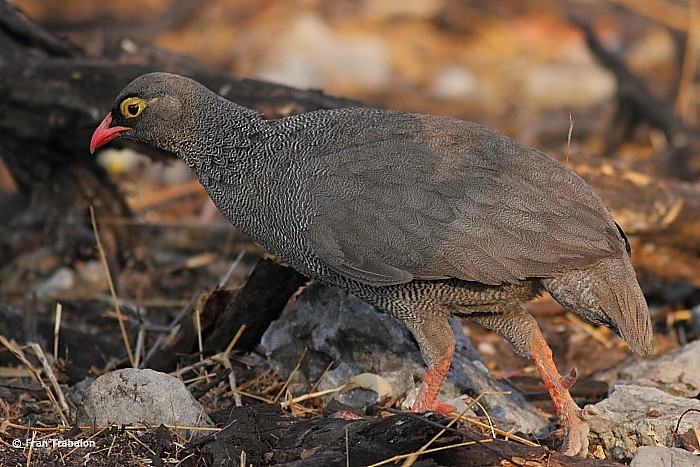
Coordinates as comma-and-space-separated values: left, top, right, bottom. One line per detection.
76, 368, 213, 439
76, 260, 107, 284
630, 446, 700, 467
254, 12, 391, 93
36, 267, 75, 298
65, 376, 95, 412
588, 384, 700, 461
261, 283, 550, 436
614, 340, 700, 398
430, 64, 481, 100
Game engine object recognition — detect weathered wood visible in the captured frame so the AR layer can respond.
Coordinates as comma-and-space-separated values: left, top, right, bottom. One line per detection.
198, 404, 622, 467
565, 152, 700, 286
146, 259, 307, 371
203, 258, 307, 354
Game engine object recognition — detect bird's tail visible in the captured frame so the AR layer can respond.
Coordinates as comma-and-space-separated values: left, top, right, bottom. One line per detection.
542, 256, 653, 357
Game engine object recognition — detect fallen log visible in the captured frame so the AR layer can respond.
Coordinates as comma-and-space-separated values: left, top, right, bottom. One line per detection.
198, 404, 622, 467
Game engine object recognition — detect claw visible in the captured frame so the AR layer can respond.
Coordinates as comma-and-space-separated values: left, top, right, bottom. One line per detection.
579, 404, 598, 419
432, 400, 456, 414
560, 367, 578, 389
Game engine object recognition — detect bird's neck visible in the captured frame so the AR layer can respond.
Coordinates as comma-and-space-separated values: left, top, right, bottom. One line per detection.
175, 100, 301, 244
175, 98, 266, 169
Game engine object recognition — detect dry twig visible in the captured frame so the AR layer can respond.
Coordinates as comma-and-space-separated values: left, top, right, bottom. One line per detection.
90, 205, 134, 367
0, 336, 68, 425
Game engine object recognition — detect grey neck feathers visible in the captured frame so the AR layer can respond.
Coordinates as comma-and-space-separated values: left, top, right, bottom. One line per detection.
169, 96, 295, 239
173, 97, 270, 182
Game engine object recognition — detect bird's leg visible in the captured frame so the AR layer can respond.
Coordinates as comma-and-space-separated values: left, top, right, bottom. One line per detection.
468, 308, 590, 457
412, 341, 455, 413
529, 326, 590, 457
402, 315, 456, 414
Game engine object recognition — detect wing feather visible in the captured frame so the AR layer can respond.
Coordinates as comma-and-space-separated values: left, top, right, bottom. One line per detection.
299, 111, 624, 286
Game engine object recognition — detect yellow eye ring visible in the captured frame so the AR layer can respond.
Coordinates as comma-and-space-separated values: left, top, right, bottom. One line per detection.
120, 97, 145, 119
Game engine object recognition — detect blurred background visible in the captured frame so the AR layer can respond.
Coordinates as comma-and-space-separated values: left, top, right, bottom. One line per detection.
15, 0, 685, 133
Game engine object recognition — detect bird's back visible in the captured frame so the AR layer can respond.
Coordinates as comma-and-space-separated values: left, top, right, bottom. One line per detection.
270, 108, 627, 287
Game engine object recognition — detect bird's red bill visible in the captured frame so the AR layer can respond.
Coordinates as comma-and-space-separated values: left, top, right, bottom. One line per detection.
90, 113, 129, 154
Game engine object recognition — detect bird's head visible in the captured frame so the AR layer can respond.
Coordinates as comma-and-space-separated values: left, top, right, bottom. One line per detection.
90, 72, 200, 154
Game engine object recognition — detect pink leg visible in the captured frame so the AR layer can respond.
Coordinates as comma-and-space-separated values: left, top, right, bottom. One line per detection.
411, 342, 456, 414
530, 332, 590, 457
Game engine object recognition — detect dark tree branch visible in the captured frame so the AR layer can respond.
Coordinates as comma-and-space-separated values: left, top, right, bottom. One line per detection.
571, 18, 700, 180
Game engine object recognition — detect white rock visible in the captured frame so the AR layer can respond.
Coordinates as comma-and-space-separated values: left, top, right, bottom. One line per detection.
96, 148, 148, 175
630, 446, 700, 467
614, 340, 700, 398
77, 260, 106, 284
77, 368, 213, 439
588, 384, 700, 461
36, 267, 76, 298
430, 64, 481, 100
523, 63, 615, 111
254, 12, 391, 93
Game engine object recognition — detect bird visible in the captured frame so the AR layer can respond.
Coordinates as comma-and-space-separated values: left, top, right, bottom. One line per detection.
91, 72, 653, 457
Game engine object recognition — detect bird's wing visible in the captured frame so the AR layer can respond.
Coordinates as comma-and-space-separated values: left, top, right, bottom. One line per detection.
302, 112, 624, 286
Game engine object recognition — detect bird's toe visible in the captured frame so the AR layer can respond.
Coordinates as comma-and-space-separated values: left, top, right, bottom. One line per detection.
559, 414, 590, 457
579, 404, 598, 419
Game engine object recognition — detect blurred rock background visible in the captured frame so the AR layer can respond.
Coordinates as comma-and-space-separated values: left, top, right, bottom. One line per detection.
16, 0, 681, 136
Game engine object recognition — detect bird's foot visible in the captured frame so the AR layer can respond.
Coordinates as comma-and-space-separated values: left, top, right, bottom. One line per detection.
432, 400, 457, 414
410, 384, 456, 414
411, 396, 456, 414
556, 399, 597, 457
529, 336, 591, 457
559, 411, 590, 458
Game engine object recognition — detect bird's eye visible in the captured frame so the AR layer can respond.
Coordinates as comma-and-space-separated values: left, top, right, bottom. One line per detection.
120, 97, 145, 119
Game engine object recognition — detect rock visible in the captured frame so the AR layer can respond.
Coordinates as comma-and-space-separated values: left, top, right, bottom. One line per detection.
429, 64, 481, 101
588, 384, 700, 461
261, 283, 551, 436
76, 368, 213, 439
76, 260, 107, 284
613, 340, 700, 397
522, 63, 615, 111
96, 147, 148, 175
252, 12, 391, 94
630, 446, 700, 467
36, 267, 76, 298
65, 376, 95, 411
262, 283, 426, 401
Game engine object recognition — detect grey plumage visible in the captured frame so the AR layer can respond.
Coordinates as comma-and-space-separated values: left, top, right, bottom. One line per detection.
93, 72, 653, 456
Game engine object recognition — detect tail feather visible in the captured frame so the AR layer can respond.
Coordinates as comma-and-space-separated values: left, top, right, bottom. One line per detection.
542, 256, 653, 357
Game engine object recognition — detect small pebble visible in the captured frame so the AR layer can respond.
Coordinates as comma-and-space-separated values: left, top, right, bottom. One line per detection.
36, 267, 76, 298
